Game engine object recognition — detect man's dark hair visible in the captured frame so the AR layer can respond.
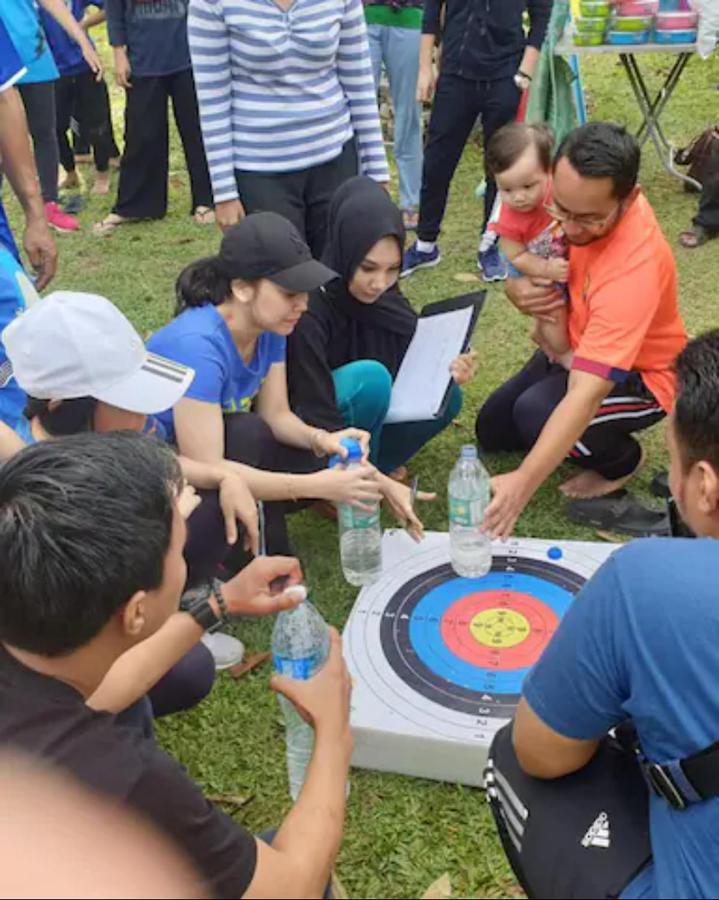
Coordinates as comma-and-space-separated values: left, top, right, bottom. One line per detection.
674, 330, 719, 473
24, 396, 97, 436
0, 432, 183, 656
554, 123, 640, 200
486, 122, 555, 177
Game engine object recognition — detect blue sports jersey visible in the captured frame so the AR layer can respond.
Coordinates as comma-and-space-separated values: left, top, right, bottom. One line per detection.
523, 538, 719, 899
40, 0, 101, 78
147, 304, 287, 441
0, 1, 59, 84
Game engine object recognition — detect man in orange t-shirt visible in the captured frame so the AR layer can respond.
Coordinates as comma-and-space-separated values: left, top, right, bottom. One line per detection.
476, 123, 687, 538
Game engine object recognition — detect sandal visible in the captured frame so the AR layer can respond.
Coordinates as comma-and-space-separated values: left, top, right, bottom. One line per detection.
402, 208, 419, 231
566, 490, 670, 537
678, 225, 710, 249
92, 213, 138, 237
193, 206, 215, 225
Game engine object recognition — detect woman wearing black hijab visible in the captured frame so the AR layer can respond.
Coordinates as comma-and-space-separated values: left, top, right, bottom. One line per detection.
287, 176, 476, 500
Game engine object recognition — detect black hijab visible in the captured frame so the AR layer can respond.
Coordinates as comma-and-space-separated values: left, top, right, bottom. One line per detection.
286, 177, 418, 431
322, 176, 417, 337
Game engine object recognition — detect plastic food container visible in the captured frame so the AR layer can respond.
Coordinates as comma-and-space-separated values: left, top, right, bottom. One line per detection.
655, 10, 698, 29
607, 28, 651, 43
576, 16, 609, 32
653, 27, 697, 42
611, 14, 654, 31
616, 0, 659, 15
574, 31, 606, 44
578, 0, 611, 16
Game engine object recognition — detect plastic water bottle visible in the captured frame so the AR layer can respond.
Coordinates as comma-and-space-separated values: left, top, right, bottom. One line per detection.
272, 586, 330, 800
335, 439, 382, 587
448, 445, 492, 578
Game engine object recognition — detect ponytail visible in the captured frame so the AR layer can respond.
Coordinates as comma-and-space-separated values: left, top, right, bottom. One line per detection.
174, 256, 232, 315
24, 396, 97, 436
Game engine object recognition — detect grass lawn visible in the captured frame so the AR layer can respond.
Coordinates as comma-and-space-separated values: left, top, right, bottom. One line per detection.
7, 43, 719, 899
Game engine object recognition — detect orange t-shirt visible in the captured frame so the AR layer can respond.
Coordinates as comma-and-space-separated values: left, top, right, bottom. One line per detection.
568, 191, 687, 412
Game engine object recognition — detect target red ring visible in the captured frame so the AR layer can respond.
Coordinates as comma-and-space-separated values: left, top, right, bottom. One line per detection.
440, 590, 559, 670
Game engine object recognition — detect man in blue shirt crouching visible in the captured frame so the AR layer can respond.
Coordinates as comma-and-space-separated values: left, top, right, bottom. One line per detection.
486, 329, 719, 899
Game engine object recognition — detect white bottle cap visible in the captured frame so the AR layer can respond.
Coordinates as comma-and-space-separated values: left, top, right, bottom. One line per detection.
284, 584, 307, 602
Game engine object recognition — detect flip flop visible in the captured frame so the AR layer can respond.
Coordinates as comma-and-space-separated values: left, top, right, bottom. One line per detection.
566, 490, 670, 537
678, 225, 710, 249
193, 206, 215, 225
92, 213, 139, 237
62, 195, 86, 215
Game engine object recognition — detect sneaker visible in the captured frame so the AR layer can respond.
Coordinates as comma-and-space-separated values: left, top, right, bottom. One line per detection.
401, 241, 441, 278
201, 632, 245, 670
478, 243, 508, 282
45, 201, 80, 233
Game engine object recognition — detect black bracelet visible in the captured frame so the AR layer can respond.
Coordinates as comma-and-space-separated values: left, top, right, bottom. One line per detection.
211, 578, 231, 625
518, 70, 532, 82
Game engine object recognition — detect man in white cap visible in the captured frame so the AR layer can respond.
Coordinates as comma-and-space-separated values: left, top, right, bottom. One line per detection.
0, 290, 291, 702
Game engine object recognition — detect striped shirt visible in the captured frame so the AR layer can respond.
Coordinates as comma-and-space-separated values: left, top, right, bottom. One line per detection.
188, 0, 390, 204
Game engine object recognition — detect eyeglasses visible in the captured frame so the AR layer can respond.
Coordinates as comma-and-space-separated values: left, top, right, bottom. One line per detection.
543, 201, 622, 230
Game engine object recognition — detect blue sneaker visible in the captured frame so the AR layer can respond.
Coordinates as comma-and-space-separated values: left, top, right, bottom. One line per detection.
478, 244, 508, 282
401, 241, 441, 278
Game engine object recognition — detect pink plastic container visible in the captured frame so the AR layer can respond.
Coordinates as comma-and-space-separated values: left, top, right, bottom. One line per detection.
616, 0, 659, 15
655, 10, 698, 29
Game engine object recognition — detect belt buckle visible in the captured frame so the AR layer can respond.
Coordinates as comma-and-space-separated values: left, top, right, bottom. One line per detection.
646, 763, 688, 811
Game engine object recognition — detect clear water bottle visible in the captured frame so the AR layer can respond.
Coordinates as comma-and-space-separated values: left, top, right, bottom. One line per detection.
448, 444, 492, 578
335, 439, 382, 587
271, 587, 330, 800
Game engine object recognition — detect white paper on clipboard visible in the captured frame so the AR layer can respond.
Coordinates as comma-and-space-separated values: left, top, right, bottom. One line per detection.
384, 303, 474, 425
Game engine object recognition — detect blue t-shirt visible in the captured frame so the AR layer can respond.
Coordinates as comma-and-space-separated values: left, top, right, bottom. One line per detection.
0, 1, 59, 84
40, 0, 101, 78
0, 18, 25, 261
105, 0, 191, 77
523, 538, 719, 899
147, 304, 287, 441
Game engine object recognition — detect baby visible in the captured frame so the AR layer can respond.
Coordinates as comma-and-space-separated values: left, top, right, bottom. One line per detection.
487, 122, 571, 367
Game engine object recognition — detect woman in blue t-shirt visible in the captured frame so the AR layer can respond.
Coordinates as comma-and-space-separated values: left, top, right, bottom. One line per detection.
149, 212, 428, 547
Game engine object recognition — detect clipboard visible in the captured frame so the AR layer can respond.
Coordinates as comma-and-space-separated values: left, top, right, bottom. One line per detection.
384, 291, 486, 425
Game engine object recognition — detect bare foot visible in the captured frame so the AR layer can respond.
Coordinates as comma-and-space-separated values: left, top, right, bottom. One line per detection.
92, 172, 111, 196
109, 156, 121, 170
74, 153, 93, 165
60, 171, 81, 190
559, 448, 645, 499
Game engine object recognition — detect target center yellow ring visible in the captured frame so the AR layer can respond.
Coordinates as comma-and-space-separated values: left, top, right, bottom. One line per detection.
469, 608, 530, 649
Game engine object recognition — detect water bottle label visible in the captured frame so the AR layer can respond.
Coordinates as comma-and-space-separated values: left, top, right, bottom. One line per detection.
338, 506, 380, 530
273, 653, 318, 681
449, 496, 482, 527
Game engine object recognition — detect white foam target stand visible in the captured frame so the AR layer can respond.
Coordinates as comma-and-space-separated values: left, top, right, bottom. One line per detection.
343, 530, 618, 786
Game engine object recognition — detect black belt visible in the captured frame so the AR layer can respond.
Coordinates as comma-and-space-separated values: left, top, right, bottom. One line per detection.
617, 724, 719, 811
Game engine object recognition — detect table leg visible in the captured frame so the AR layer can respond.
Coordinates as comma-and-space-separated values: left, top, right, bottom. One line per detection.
619, 53, 701, 190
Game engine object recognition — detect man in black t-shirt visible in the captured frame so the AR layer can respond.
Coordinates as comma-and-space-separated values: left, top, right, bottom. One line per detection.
0, 431, 353, 899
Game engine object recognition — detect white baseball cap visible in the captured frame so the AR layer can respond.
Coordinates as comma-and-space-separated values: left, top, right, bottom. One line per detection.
1, 291, 195, 415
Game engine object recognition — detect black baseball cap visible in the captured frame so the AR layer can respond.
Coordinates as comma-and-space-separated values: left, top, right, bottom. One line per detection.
217, 212, 337, 292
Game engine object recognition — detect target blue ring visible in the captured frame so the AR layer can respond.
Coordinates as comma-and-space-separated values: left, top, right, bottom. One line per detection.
408, 573, 574, 693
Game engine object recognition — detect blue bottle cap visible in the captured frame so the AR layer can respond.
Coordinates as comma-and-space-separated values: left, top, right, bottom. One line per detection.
328, 437, 362, 468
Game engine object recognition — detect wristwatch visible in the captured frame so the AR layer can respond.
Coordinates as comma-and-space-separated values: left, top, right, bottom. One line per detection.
514, 71, 532, 91
180, 578, 229, 633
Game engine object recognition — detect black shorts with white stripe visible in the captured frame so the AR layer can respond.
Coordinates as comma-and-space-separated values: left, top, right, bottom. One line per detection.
484, 723, 652, 899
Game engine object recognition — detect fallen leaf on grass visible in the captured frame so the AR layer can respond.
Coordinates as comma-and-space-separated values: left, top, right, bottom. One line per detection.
453, 272, 481, 284
421, 872, 451, 899
595, 530, 626, 543
229, 651, 271, 680
206, 794, 252, 809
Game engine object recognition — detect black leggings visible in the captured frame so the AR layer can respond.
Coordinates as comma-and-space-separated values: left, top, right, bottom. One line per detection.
55, 73, 113, 173
18, 82, 59, 204
476, 351, 665, 480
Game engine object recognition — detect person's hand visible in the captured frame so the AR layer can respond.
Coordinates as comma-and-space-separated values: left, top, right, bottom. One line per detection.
320, 427, 371, 460
23, 213, 57, 291
380, 476, 435, 542
78, 33, 102, 79
482, 469, 535, 541
416, 64, 436, 103
450, 349, 478, 386
319, 463, 382, 507
506, 276, 565, 323
178, 483, 202, 519
113, 46, 132, 89
271, 628, 352, 743
545, 258, 570, 283
218, 472, 259, 555
221, 555, 304, 617
215, 198, 246, 231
